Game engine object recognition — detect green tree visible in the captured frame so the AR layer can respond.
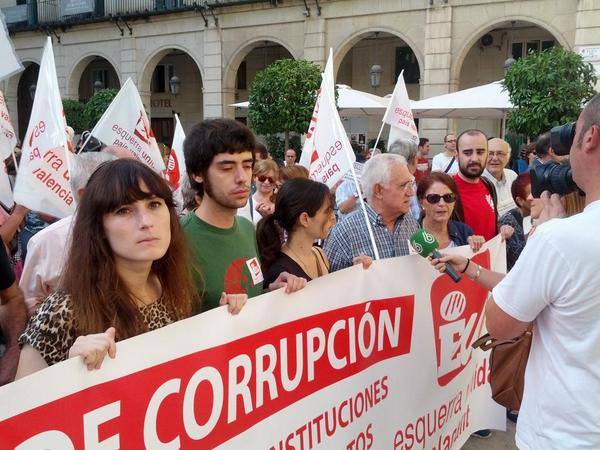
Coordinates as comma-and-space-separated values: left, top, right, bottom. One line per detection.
248, 59, 321, 149
503, 47, 597, 138
62, 99, 87, 134
83, 88, 119, 130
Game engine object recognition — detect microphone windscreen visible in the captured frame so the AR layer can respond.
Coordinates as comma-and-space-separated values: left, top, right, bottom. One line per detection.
409, 229, 439, 257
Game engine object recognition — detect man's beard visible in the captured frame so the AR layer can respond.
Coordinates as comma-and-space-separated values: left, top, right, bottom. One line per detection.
203, 176, 250, 210
459, 163, 484, 180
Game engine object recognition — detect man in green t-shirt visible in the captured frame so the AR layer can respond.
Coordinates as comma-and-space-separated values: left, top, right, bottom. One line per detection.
182, 118, 306, 314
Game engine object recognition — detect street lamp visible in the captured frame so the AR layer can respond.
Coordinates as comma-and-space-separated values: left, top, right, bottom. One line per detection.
29, 83, 36, 100
93, 80, 104, 94
169, 75, 181, 95
370, 64, 383, 88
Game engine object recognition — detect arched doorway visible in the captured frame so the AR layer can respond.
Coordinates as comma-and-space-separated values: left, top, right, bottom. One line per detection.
336, 31, 421, 150
17, 62, 40, 140
77, 56, 120, 102
223, 39, 295, 121
231, 41, 293, 124
146, 50, 203, 147
455, 20, 563, 138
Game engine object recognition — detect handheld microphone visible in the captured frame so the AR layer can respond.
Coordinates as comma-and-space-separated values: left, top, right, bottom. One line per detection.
409, 229, 462, 283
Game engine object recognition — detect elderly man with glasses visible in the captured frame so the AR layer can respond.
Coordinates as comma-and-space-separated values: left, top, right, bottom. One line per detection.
483, 138, 518, 217
324, 154, 419, 272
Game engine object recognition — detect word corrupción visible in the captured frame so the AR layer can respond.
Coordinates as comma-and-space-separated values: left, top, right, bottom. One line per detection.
6, 298, 414, 449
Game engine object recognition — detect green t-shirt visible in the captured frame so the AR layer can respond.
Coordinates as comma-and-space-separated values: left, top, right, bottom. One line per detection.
181, 212, 264, 314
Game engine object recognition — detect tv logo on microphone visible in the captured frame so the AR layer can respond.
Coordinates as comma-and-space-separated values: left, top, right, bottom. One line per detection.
430, 251, 490, 386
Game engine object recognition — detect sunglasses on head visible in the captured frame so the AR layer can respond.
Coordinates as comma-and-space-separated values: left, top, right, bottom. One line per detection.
257, 175, 275, 184
425, 193, 456, 204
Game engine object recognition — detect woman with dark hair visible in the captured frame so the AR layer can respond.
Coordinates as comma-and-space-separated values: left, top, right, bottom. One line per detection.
499, 172, 533, 270
16, 159, 199, 376
257, 178, 370, 287
417, 172, 485, 251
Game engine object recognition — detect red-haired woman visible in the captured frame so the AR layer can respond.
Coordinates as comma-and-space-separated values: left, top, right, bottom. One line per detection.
16, 159, 199, 376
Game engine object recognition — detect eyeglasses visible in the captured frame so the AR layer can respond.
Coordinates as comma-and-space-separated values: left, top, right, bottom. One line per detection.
425, 193, 456, 204
445, 139, 457, 143
257, 175, 275, 184
488, 151, 508, 158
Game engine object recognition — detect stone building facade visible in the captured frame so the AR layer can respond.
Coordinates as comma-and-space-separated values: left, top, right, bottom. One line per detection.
2, 0, 600, 150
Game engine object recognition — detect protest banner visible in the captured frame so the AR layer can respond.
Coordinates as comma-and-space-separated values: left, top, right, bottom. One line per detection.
0, 90, 17, 160
383, 71, 419, 148
299, 49, 334, 170
0, 238, 506, 450
13, 38, 75, 219
165, 114, 186, 191
88, 78, 166, 172
0, 10, 23, 81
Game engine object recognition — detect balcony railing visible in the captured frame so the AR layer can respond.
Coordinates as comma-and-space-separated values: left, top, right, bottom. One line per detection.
2, 0, 278, 32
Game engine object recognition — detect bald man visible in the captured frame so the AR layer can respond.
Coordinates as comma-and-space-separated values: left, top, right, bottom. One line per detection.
483, 138, 518, 217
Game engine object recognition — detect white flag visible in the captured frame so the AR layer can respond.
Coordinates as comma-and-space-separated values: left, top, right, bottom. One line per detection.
90, 78, 165, 172
13, 38, 75, 219
303, 71, 355, 188
0, 163, 13, 208
165, 114, 186, 191
383, 71, 419, 148
300, 48, 334, 168
0, 90, 17, 160
0, 10, 23, 81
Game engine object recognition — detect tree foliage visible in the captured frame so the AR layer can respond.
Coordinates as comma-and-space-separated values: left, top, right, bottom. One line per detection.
503, 47, 597, 138
264, 134, 302, 161
62, 99, 87, 134
83, 88, 119, 130
248, 59, 321, 148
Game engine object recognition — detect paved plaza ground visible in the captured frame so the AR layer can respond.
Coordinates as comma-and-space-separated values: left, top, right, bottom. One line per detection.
463, 420, 517, 450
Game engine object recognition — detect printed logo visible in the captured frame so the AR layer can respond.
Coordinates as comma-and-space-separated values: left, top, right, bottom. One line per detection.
134, 111, 155, 145
166, 151, 180, 189
430, 250, 490, 386
246, 257, 264, 285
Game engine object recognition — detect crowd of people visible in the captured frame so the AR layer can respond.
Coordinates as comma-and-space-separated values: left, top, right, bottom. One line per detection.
0, 92, 598, 448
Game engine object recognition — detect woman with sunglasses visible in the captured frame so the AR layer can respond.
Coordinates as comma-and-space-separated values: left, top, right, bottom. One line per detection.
416, 172, 485, 252
251, 159, 279, 225
16, 159, 198, 376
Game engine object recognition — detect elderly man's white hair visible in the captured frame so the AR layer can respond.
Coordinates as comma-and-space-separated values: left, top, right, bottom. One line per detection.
388, 139, 417, 165
69, 152, 118, 201
361, 153, 408, 202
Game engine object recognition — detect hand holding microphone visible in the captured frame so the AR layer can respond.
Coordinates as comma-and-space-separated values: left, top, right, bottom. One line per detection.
409, 229, 462, 283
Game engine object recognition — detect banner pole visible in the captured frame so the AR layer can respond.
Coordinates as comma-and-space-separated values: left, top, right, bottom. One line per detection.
371, 121, 386, 154
11, 149, 18, 172
76, 132, 93, 154
334, 110, 380, 260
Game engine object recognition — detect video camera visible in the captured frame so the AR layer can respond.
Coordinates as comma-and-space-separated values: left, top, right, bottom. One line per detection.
530, 122, 580, 197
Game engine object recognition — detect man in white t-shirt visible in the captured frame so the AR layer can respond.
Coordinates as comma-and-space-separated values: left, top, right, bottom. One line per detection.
431, 133, 459, 174
483, 138, 518, 217
433, 94, 600, 449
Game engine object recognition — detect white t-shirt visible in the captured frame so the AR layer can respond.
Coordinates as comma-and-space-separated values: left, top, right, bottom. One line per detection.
431, 152, 459, 175
492, 200, 600, 449
483, 168, 518, 217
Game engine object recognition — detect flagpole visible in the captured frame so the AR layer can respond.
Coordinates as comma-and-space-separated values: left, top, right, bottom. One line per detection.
371, 121, 386, 153
333, 102, 380, 260
11, 149, 18, 171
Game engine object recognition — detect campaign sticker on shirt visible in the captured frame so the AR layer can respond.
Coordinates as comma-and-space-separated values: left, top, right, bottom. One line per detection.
245, 257, 264, 285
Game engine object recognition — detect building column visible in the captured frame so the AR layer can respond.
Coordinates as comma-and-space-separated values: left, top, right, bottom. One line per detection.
575, 0, 600, 90
419, 3, 453, 153
303, 17, 326, 68
203, 27, 224, 119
